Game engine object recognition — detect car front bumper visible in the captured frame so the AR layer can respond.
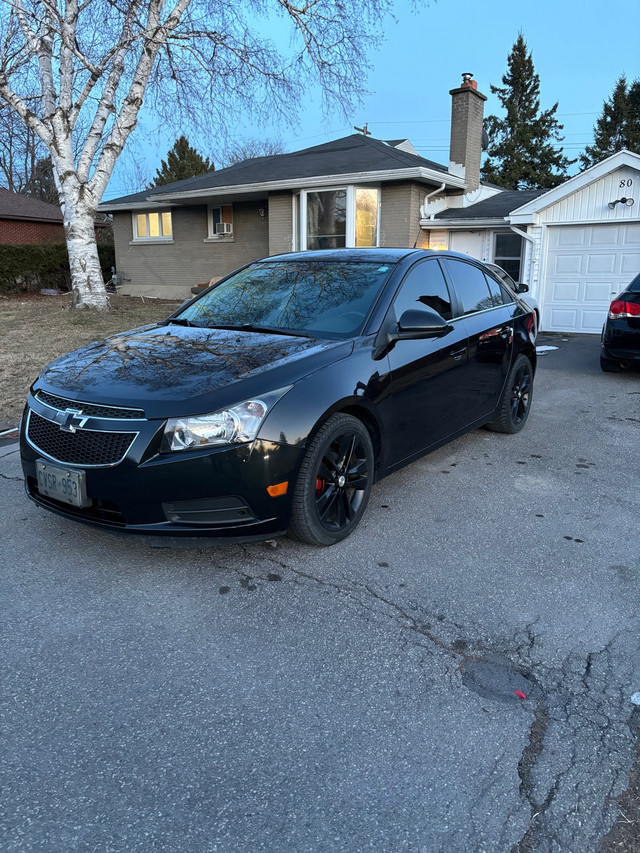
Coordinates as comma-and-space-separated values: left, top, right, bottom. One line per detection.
20, 396, 302, 539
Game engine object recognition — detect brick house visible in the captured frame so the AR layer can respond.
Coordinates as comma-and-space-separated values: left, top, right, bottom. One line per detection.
0, 187, 65, 244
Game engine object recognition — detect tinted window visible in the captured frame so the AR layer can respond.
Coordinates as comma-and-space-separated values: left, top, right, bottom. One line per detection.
177, 260, 393, 339
484, 273, 505, 308
485, 266, 517, 303
392, 260, 453, 320
629, 272, 640, 293
444, 259, 494, 315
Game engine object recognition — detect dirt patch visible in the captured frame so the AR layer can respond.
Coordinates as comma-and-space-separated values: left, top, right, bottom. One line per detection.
0, 293, 181, 423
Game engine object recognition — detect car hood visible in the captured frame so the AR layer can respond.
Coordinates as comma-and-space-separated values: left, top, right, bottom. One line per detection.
36, 324, 353, 418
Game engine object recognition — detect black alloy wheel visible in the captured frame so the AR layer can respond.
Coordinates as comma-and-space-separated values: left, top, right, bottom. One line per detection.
486, 354, 533, 434
288, 413, 374, 546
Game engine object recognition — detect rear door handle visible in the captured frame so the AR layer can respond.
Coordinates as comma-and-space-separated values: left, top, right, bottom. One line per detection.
449, 346, 467, 360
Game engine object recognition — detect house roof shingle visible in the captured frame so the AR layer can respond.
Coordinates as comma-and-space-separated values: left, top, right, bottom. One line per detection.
0, 186, 63, 222
102, 135, 451, 207
433, 189, 548, 221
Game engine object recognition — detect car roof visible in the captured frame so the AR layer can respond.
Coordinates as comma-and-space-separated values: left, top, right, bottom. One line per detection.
260, 248, 428, 264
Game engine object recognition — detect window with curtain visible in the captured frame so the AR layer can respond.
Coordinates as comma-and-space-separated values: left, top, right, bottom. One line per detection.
134, 211, 173, 240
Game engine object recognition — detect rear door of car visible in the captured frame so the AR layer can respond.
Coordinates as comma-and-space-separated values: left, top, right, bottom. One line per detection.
441, 257, 514, 424
382, 258, 470, 466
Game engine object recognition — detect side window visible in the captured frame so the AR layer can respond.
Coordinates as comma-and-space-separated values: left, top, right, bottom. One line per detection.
208, 205, 233, 237
484, 273, 505, 308
444, 259, 494, 315
498, 281, 516, 304
392, 260, 453, 321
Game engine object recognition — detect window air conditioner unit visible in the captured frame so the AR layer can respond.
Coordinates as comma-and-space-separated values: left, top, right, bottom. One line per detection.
216, 222, 233, 235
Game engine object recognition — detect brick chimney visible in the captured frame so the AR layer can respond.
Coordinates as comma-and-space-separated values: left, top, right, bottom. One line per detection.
449, 72, 487, 191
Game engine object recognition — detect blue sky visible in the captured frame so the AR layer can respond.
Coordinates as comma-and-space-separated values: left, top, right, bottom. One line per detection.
105, 0, 640, 199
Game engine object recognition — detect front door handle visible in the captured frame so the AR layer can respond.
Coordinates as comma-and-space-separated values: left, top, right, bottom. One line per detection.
449, 346, 467, 361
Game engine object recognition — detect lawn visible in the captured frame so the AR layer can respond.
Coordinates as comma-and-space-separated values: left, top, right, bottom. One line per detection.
0, 293, 181, 424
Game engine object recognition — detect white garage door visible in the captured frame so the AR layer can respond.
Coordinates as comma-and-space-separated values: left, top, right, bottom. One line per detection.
542, 223, 640, 332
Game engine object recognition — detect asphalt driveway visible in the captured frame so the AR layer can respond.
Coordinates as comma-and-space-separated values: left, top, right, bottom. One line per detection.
1, 333, 639, 853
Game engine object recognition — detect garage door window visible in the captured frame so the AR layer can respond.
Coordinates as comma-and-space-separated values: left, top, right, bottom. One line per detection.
494, 233, 523, 281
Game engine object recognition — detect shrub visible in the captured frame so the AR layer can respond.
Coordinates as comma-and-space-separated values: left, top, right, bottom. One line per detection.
0, 243, 115, 294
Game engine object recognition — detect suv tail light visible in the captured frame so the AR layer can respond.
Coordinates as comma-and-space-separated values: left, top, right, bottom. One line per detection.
609, 299, 640, 319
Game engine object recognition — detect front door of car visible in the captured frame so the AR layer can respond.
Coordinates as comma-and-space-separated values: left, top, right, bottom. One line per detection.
441, 258, 514, 423
382, 259, 470, 468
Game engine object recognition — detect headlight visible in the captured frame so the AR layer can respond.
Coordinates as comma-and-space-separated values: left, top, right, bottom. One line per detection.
161, 387, 291, 452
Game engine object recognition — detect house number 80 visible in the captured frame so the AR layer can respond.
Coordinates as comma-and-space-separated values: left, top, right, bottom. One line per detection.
620, 179, 633, 188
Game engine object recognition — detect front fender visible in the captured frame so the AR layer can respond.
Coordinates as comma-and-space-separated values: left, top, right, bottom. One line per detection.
258, 340, 390, 452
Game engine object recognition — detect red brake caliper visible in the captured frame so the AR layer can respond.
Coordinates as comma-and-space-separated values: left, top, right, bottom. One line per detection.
315, 477, 325, 495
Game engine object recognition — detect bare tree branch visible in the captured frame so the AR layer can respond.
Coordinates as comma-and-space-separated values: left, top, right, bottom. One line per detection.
0, 0, 395, 308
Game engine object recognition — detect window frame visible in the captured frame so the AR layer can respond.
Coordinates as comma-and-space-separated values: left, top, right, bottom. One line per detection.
294, 185, 381, 251
493, 231, 523, 282
206, 204, 234, 241
131, 209, 173, 243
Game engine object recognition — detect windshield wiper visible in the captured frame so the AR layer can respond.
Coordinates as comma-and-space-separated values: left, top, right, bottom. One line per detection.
166, 317, 197, 327
212, 323, 312, 337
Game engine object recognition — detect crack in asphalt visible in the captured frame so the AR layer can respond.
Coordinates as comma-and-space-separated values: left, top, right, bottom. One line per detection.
211, 553, 639, 853
0, 472, 23, 481
512, 701, 551, 853
508, 637, 638, 852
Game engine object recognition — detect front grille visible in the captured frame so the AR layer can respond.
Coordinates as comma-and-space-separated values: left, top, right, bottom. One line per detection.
27, 411, 136, 466
36, 390, 144, 419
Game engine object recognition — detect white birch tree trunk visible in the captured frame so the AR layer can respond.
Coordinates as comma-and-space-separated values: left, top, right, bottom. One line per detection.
59, 185, 109, 309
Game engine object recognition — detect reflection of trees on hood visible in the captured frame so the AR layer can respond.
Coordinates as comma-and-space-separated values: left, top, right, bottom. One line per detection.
42, 327, 316, 395
186, 262, 387, 332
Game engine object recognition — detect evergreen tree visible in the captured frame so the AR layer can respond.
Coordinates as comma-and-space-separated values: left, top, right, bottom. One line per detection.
481, 34, 573, 190
628, 81, 640, 151
580, 76, 640, 169
149, 136, 213, 187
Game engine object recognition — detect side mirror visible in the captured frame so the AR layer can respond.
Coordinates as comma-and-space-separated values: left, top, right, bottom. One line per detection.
515, 283, 529, 294
396, 308, 452, 339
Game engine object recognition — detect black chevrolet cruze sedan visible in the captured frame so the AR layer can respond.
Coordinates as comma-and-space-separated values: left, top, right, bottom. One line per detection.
20, 249, 537, 545
600, 272, 640, 371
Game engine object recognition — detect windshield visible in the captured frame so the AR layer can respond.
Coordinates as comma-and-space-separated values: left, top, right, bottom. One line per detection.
174, 259, 394, 338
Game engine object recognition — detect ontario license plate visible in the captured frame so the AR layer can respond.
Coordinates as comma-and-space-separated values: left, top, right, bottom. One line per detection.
36, 460, 89, 508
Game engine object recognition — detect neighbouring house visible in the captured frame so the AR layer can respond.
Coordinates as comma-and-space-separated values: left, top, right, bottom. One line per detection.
0, 187, 65, 244
100, 74, 640, 333
425, 150, 640, 333
0, 186, 113, 246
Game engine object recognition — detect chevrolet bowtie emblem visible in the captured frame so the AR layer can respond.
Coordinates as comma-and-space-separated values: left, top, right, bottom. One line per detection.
53, 408, 89, 433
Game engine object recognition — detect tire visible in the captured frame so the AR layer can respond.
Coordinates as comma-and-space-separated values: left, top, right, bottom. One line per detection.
485, 354, 533, 434
600, 354, 621, 373
288, 413, 374, 546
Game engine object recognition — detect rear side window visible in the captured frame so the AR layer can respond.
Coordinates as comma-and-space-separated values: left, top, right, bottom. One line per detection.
443, 259, 495, 315
629, 273, 640, 293
392, 259, 453, 320
484, 273, 506, 308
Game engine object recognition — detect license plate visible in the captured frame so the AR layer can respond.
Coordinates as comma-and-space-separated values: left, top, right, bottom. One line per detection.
36, 460, 89, 508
